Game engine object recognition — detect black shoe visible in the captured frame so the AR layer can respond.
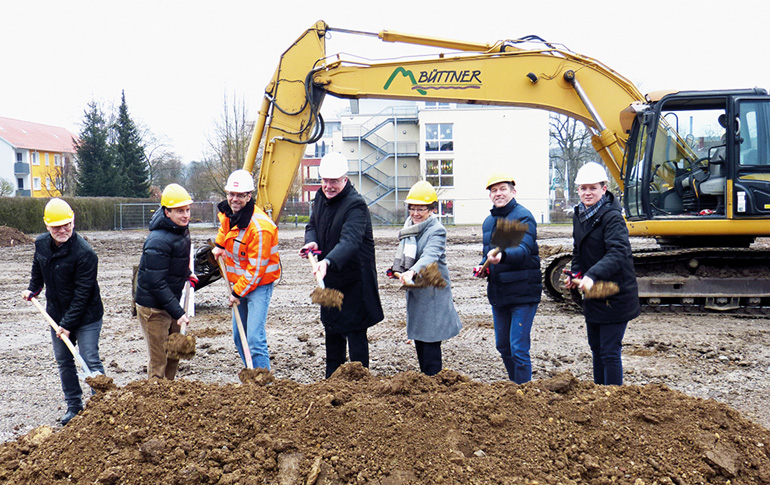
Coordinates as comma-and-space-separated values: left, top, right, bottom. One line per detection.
60, 408, 82, 426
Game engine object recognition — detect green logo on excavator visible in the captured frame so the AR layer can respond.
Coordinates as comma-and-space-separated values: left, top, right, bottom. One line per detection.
384, 67, 427, 95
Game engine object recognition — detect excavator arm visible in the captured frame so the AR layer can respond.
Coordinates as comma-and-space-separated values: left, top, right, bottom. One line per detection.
246, 20, 645, 221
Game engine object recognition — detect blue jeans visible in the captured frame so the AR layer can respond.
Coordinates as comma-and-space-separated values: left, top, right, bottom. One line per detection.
233, 283, 273, 369
492, 302, 538, 384
586, 321, 628, 385
50, 319, 105, 410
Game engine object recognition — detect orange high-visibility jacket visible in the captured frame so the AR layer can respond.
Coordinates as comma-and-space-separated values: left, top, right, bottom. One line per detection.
215, 207, 280, 296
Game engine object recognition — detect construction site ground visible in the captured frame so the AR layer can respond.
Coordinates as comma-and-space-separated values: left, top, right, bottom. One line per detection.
1, 224, 769, 483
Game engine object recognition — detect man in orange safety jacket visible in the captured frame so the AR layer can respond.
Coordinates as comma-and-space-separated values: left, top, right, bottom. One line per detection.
212, 169, 280, 369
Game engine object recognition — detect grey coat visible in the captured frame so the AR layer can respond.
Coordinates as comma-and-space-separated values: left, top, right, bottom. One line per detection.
402, 216, 462, 342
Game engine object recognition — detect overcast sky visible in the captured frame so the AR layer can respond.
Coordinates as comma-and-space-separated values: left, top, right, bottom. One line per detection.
2, 0, 767, 163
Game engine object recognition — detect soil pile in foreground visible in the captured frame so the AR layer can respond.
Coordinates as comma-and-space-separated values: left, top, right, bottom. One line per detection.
0, 226, 33, 247
1, 366, 769, 484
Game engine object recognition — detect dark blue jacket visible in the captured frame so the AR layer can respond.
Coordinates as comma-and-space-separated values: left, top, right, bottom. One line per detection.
572, 191, 640, 324
28, 231, 104, 330
305, 180, 383, 332
482, 198, 542, 307
135, 208, 191, 319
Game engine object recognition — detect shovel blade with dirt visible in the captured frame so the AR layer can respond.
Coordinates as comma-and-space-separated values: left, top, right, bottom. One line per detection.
305, 251, 344, 310
387, 262, 447, 289
475, 219, 529, 278
165, 282, 196, 360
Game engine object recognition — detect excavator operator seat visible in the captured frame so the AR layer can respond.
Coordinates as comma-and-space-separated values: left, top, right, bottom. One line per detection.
699, 143, 727, 196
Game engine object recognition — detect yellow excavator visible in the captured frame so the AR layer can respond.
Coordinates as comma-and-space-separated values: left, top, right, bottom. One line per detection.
196, 20, 770, 314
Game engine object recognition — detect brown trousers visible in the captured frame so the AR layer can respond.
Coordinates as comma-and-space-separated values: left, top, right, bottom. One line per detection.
136, 304, 180, 380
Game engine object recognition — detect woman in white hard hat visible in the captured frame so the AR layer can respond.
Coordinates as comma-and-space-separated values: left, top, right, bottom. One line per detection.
565, 162, 639, 385
479, 171, 541, 384
135, 184, 196, 380
389, 180, 461, 375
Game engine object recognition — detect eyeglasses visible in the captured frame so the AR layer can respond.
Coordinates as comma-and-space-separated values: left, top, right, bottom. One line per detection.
408, 206, 430, 213
226, 192, 250, 200
49, 222, 73, 232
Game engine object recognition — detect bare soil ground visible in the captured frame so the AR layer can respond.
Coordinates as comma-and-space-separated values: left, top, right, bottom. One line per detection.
1, 224, 769, 483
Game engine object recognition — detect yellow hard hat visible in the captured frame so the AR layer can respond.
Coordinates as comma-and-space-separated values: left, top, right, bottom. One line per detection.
486, 171, 516, 189
43, 198, 74, 227
161, 183, 193, 208
405, 180, 438, 205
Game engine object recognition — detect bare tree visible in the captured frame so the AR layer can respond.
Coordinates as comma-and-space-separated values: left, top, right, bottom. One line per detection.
202, 93, 255, 195
549, 114, 595, 207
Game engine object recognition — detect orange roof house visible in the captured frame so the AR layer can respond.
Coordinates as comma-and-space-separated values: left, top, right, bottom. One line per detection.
0, 116, 77, 197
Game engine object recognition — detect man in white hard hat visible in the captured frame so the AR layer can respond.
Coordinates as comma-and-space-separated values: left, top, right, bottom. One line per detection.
135, 183, 196, 380
565, 162, 639, 385
22, 198, 106, 425
300, 152, 383, 378
211, 170, 281, 370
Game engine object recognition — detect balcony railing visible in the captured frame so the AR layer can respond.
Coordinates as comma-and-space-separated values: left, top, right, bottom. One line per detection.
14, 163, 29, 174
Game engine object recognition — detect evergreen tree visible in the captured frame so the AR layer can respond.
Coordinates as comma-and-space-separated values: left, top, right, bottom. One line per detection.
75, 102, 114, 196
114, 91, 150, 197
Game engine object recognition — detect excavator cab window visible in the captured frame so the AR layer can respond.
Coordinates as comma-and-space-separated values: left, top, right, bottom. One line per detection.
624, 97, 728, 219
732, 97, 770, 216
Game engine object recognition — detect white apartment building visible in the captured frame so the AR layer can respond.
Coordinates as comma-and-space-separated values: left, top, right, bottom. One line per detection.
307, 100, 550, 225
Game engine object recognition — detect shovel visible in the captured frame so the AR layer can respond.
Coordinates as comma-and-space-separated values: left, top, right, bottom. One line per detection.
306, 252, 344, 309
386, 262, 447, 288
216, 257, 254, 369
475, 218, 529, 278
165, 281, 197, 360
30, 297, 101, 379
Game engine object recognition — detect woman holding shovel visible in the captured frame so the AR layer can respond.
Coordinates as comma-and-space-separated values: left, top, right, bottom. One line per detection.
135, 184, 197, 380
480, 172, 542, 384
22, 198, 106, 425
389, 181, 461, 376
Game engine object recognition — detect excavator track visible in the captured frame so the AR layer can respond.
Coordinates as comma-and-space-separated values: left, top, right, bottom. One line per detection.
544, 248, 770, 316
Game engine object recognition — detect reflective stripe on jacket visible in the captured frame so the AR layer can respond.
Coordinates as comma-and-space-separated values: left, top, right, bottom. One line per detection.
215, 207, 280, 296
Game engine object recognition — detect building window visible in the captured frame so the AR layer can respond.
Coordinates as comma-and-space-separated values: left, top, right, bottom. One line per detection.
425, 123, 453, 151
17, 178, 24, 189
16, 152, 22, 162
425, 102, 450, 109
426, 159, 454, 187
54, 155, 61, 166
31, 153, 39, 166
45, 154, 50, 166
439, 200, 454, 224
33, 177, 41, 191
46, 177, 51, 190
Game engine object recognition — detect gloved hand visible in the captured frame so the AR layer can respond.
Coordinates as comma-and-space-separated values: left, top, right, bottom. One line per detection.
472, 266, 489, 278
299, 247, 322, 258
385, 268, 398, 279
22, 289, 41, 301
188, 274, 199, 289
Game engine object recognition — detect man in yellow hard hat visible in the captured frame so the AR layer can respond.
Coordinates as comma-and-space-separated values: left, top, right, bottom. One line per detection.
135, 184, 197, 380
22, 198, 106, 425
479, 171, 541, 384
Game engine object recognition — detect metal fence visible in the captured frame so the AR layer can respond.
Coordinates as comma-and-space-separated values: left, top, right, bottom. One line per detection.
114, 202, 219, 230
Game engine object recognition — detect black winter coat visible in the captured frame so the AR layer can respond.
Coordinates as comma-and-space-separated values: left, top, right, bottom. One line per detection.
27, 231, 104, 330
482, 198, 542, 307
134, 209, 192, 319
572, 191, 640, 324
305, 181, 384, 333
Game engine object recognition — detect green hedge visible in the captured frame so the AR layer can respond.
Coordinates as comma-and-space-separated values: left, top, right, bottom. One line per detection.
0, 197, 155, 234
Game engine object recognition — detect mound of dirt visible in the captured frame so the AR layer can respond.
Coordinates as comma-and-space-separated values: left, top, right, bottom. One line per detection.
0, 226, 34, 247
1, 366, 769, 484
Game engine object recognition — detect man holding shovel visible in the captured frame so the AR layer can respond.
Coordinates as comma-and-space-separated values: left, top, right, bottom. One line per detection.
300, 152, 383, 378
135, 184, 197, 380
22, 198, 106, 425
211, 170, 281, 370
479, 172, 541, 384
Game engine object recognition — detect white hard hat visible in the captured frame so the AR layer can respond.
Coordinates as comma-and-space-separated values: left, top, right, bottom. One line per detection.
224, 169, 255, 192
319, 152, 349, 179
575, 162, 609, 185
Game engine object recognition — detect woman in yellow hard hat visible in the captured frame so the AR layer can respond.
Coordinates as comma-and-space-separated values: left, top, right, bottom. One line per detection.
389, 180, 461, 375
480, 171, 541, 384
22, 198, 106, 425
134, 183, 196, 380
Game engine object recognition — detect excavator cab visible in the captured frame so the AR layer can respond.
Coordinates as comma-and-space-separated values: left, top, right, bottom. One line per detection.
623, 89, 770, 243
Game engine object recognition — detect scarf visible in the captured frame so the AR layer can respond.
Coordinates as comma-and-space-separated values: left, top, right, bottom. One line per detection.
392, 215, 434, 273
217, 198, 255, 229
577, 194, 607, 223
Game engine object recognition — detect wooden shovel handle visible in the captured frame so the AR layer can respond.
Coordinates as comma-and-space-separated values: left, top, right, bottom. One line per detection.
30, 297, 95, 376
307, 253, 326, 289
216, 257, 254, 369
180, 281, 190, 335
476, 247, 501, 277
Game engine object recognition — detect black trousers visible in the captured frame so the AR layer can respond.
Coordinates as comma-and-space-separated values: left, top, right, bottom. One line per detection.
325, 328, 369, 378
415, 340, 442, 376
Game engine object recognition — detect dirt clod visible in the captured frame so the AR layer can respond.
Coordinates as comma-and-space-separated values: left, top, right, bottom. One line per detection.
166, 333, 197, 360
84, 374, 116, 392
